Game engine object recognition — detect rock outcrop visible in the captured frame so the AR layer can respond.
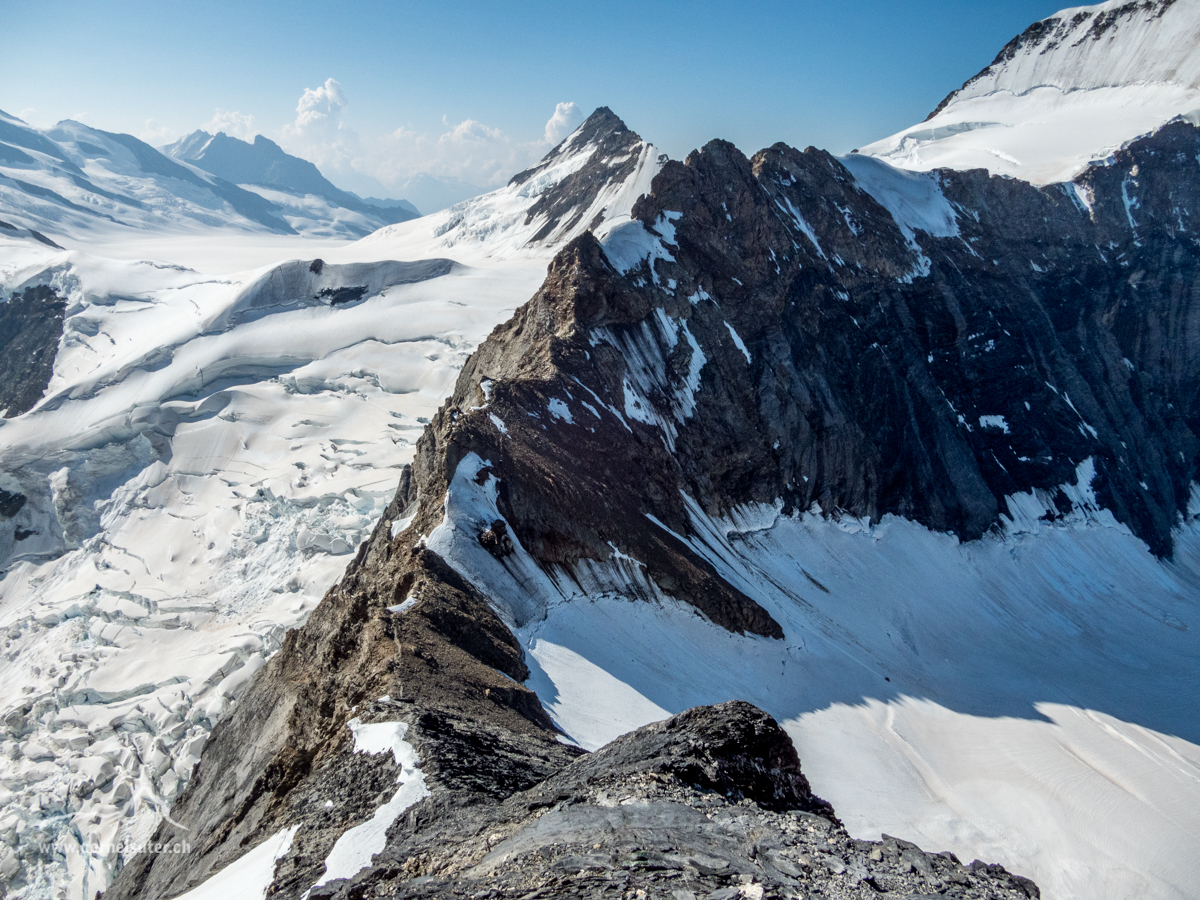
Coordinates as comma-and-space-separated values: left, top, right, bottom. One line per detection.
0, 285, 65, 417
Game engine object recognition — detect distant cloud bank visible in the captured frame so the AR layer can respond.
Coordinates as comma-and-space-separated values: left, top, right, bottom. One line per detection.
279, 78, 581, 202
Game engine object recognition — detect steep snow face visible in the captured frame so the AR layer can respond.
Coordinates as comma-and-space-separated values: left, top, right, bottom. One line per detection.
169, 826, 300, 900
860, 0, 1200, 183
356, 107, 666, 263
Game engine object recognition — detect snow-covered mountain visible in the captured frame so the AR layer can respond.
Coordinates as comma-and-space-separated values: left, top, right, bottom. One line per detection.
163, 131, 420, 235
1, 14, 1199, 900
0, 111, 416, 245
358, 107, 665, 261
0, 107, 663, 900
860, 0, 1200, 182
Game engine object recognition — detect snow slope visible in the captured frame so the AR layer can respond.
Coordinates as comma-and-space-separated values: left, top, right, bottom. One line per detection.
421, 449, 1200, 900
860, 0, 1200, 183
0, 110, 664, 900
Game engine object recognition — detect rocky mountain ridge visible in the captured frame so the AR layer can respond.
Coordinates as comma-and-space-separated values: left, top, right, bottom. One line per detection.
105, 103, 1199, 899
369, 107, 666, 262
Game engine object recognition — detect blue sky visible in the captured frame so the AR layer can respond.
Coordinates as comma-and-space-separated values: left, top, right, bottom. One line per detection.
3, 1, 1067, 196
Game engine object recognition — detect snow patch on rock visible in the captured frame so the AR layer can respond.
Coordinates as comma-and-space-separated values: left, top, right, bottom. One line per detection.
311, 720, 428, 889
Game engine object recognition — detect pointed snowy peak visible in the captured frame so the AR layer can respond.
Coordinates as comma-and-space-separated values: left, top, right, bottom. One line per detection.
509, 106, 640, 186
162, 128, 217, 159
859, 0, 1200, 184
366, 107, 666, 260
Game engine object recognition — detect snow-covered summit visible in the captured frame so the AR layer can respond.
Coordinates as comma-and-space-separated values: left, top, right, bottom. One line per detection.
860, 0, 1200, 183
356, 107, 666, 262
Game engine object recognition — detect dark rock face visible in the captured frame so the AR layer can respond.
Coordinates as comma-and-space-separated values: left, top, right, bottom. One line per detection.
547, 701, 830, 815
432, 123, 1197, 561
0, 285, 66, 417
610, 125, 1197, 558
0, 488, 25, 519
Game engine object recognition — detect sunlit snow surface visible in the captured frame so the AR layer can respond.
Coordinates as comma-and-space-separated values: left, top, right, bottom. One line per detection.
170, 825, 299, 900
860, 0, 1200, 184
0, 233, 539, 900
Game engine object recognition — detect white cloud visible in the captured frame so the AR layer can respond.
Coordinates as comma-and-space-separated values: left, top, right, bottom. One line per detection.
275, 79, 587, 196
544, 101, 584, 144
202, 108, 257, 141
281, 77, 361, 173
363, 117, 541, 187
292, 78, 348, 135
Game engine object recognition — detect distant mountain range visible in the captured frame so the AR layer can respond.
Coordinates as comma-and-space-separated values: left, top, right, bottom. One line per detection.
0, 112, 420, 242
163, 130, 420, 228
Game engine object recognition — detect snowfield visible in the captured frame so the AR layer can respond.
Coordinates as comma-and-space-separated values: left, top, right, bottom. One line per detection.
0, 237, 540, 899
860, 0, 1200, 184
518, 504, 1200, 900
